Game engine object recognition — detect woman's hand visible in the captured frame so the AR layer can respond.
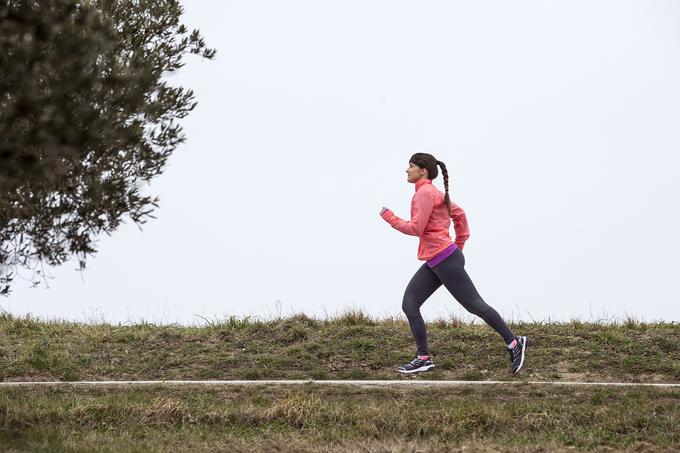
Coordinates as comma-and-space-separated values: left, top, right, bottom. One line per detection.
379, 207, 388, 216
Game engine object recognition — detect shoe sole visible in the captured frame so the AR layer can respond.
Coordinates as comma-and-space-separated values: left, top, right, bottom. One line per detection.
513, 336, 529, 374
397, 364, 435, 374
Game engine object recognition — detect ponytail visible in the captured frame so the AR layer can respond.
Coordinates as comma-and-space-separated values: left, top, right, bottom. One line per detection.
436, 161, 451, 217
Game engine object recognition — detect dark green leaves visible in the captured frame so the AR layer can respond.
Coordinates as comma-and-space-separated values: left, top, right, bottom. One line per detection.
0, 0, 215, 294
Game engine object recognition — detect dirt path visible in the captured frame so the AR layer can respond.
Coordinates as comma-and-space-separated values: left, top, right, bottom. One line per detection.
1, 379, 679, 387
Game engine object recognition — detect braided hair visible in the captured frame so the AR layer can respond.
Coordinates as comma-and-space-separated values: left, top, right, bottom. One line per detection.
409, 152, 452, 216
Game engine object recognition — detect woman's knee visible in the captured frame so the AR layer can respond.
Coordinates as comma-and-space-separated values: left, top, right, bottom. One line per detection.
402, 292, 421, 317
460, 298, 491, 317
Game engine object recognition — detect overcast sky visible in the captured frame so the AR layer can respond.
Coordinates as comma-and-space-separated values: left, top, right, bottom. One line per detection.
3, 1, 680, 324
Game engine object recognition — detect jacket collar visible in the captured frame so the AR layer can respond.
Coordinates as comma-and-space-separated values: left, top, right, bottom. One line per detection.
415, 178, 432, 192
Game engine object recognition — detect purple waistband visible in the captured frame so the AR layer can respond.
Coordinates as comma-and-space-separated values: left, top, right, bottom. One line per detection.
426, 244, 457, 268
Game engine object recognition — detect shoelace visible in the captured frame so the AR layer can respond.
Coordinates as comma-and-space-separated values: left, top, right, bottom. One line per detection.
510, 342, 522, 360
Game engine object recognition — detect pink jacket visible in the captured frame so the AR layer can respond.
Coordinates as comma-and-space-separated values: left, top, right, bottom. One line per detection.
381, 178, 470, 261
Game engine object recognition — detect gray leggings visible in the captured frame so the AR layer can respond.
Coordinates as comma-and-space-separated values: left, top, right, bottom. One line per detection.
402, 247, 515, 356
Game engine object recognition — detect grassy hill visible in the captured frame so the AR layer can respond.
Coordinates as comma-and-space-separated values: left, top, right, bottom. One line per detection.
0, 310, 678, 382
0, 310, 678, 451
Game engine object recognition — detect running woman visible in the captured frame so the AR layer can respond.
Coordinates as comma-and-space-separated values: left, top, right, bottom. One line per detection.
379, 153, 528, 374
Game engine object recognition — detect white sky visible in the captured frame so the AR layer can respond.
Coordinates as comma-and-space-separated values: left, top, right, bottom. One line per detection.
4, 0, 680, 324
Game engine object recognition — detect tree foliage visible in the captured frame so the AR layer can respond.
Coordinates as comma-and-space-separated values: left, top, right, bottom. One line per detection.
0, 0, 215, 295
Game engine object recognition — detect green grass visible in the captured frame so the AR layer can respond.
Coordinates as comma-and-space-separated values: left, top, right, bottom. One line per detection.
0, 310, 678, 382
0, 309, 678, 451
0, 384, 678, 452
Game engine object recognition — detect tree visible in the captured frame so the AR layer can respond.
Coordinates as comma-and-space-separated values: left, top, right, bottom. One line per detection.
0, 0, 216, 295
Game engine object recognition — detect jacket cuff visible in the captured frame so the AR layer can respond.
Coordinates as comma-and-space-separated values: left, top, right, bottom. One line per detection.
381, 209, 395, 223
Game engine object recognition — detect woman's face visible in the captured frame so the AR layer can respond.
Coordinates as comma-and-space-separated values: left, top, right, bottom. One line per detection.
406, 162, 427, 183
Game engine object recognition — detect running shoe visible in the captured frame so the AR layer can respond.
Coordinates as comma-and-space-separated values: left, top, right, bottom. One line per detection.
508, 335, 528, 374
397, 357, 435, 374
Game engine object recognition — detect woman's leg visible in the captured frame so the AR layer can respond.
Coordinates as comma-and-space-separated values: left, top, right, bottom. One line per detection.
431, 247, 515, 344
402, 263, 442, 356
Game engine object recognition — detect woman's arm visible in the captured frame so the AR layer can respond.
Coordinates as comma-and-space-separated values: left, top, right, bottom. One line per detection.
380, 191, 433, 237
450, 200, 470, 250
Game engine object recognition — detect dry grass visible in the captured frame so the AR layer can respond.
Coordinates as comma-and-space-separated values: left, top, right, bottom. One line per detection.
0, 384, 678, 451
0, 309, 678, 451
